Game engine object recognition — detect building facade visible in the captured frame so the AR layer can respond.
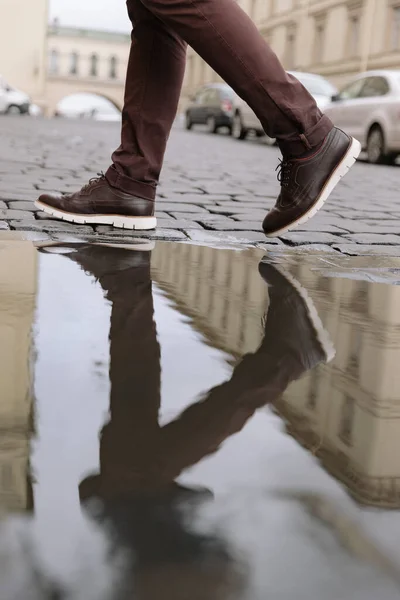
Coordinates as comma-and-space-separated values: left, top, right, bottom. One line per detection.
0, 0, 129, 114
183, 0, 400, 99
0, 0, 48, 105
45, 23, 130, 115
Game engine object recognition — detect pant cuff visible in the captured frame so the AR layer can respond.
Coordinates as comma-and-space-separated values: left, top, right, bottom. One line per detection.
105, 165, 156, 201
278, 114, 334, 157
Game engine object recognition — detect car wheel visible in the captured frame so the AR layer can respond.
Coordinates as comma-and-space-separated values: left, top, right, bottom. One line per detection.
206, 116, 218, 134
231, 112, 247, 140
185, 113, 193, 131
384, 152, 398, 166
6, 104, 21, 115
367, 126, 385, 164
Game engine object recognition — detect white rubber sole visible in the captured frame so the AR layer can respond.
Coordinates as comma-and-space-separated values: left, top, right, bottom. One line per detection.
264, 260, 336, 363
265, 137, 362, 238
35, 240, 156, 252
34, 200, 157, 230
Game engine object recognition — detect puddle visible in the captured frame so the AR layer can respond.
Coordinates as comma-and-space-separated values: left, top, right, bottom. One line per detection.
1, 239, 400, 599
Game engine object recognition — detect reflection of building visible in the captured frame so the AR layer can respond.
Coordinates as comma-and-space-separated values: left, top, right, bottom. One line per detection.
151, 243, 400, 508
0, 0, 48, 104
183, 0, 397, 99
275, 256, 400, 509
0, 241, 37, 512
152, 243, 268, 360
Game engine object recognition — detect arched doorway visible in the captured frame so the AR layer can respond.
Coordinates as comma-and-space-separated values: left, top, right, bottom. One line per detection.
55, 93, 121, 121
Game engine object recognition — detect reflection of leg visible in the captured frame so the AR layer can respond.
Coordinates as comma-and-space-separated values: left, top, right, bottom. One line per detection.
103, 263, 160, 438
158, 262, 334, 479
106, 0, 187, 199
159, 348, 296, 480
96, 252, 162, 491
53, 245, 162, 498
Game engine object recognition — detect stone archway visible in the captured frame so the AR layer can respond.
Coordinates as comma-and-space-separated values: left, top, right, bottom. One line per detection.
44, 79, 124, 117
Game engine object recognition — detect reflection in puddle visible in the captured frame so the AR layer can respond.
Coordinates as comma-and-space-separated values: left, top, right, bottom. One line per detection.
1, 240, 400, 598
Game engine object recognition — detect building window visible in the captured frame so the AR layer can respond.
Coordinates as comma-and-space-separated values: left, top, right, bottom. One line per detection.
348, 15, 360, 57
90, 53, 99, 77
339, 396, 355, 446
392, 6, 400, 50
307, 369, 320, 410
186, 54, 194, 89
199, 58, 206, 86
348, 329, 362, 378
313, 20, 326, 64
49, 49, 59, 75
70, 51, 79, 76
109, 56, 118, 79
285, 26, 297, 69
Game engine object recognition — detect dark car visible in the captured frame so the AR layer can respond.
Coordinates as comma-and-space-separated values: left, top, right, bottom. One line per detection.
185, 84, 235, 133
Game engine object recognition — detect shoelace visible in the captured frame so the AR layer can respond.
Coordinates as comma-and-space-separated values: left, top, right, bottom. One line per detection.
275, 159, 293, 188
82, 171, 105, 192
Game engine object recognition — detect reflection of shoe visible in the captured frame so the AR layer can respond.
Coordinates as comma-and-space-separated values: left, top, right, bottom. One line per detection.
35, 239, 155, 252
259, 260, 335, 369
39, 243, 152, 298
262, 128, 361, 237
35, 173, 156, 230
38, 242, 151, 276
79, 474, 213, 506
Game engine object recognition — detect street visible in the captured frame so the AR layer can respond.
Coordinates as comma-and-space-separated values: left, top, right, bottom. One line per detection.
1, 114, 400, 255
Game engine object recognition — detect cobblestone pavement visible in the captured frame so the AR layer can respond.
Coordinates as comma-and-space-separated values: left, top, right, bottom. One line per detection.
1, 115, 400, 255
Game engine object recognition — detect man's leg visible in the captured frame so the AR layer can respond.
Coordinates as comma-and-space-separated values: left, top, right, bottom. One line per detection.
141, 0, 329, 156
106, 0, 187, 200
37, 0, 360, 235
36, 0, 186, 231
136, 0, 361, 236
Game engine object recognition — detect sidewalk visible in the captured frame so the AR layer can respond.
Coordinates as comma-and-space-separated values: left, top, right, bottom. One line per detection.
1, 115, 400, 256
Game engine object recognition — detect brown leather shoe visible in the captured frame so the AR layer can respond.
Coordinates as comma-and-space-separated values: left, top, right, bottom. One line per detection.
263, 128, 361, 237
35, 173, 156, 230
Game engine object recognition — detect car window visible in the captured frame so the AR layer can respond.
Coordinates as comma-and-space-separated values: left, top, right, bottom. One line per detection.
294, 74, 336, 97
358, 76, 389, 98
195, 89, 208, 104
339, 78, 366, 100
220, 87, 235, 100
206, 89, 219, 104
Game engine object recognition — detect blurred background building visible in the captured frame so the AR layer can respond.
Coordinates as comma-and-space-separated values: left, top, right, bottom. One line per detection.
45, 22, 129, 116
0, 0, 48, 107
0, 0, 399, 115
183, 0, 397, 98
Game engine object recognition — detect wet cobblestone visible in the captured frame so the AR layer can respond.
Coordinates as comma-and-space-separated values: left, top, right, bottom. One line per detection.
1, 115, 400, 255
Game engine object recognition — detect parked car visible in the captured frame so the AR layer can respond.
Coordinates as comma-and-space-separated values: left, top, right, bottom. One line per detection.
288, 71, 337, 110
185, 84, 235, 133
185, 73, 336, 141
232, 71, 337, 141
324, 70, 400, 164
0, 76, 30, 114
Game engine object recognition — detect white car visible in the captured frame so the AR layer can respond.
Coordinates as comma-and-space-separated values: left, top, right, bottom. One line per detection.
0, 76, 30, 115
324, 70, 400, 164
232, 71, 337, 140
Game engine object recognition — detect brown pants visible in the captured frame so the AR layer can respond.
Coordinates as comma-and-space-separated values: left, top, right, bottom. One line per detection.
105, 0, 333, 201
